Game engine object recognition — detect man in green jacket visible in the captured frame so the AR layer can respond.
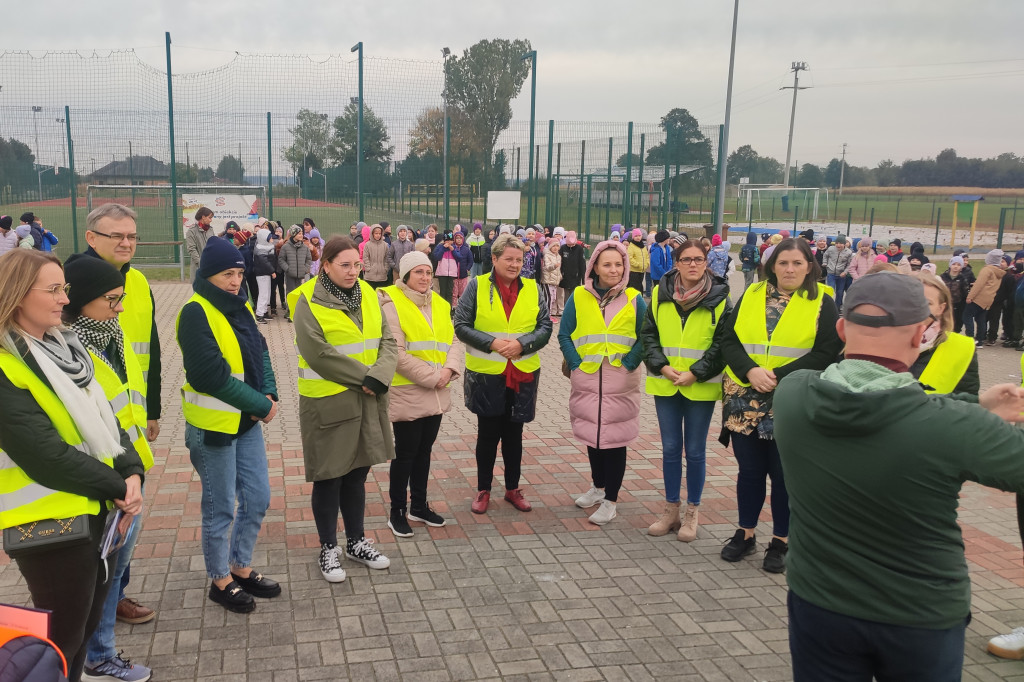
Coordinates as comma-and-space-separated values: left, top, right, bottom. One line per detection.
774, 271, 1024, 681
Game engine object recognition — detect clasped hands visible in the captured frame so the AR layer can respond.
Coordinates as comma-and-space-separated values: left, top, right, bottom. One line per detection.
491, 338, 523, 361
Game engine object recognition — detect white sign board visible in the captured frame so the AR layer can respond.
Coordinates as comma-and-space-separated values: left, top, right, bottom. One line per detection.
739, 177, 750, 185
181, 194, 260, 230
487, 191, 522, 222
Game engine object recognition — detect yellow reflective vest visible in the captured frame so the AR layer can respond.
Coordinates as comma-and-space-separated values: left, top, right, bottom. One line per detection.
381, 285, 453, 386
290, 278, 383, 398
645, 285, 726, 401
120, 267, 155, 389
90, 344, 154, 470
570, 286, 639, 374
464, 275, 541, 374
0, 351, 114, 528
919, 332, 974, 394
176, 293, 248, 433
724, 281, 824, 387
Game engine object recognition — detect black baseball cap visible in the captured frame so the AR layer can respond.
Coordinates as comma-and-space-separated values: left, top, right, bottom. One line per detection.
842, 272, 931, 328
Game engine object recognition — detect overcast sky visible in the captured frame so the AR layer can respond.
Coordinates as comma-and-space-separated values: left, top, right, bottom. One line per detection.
10, 0, 1024, 168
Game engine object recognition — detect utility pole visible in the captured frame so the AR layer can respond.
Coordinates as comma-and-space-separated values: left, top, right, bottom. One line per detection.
781, 61, 809, 187
838, 142, 847, 196
714, 0, 740, 235
442, 47, 451, 230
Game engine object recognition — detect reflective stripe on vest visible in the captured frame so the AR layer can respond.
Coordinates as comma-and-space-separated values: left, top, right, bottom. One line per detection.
570, 286, 639, 374
175, 293, 248, 433
724, 281, 823, 388
90, 346, 154, 470
920, 332, 975, 394
292, 278, 384, 398
645, 285, 726, 401
120, 267, 154, 399
0, 352, 111, 528
381, 285, 454, 386
464, 275, 541, 375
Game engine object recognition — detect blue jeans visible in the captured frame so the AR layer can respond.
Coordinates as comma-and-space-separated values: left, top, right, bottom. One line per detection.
186, 424, 271, 579
730, 430, 789, 536
653, 394, 716, 505
963, 302, 987, 343
826, 273, 848, 309
788, 591, 967, 682
85, 489, 144, 666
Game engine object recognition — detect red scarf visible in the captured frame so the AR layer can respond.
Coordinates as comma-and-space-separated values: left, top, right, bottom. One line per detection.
494, 277, 534, 391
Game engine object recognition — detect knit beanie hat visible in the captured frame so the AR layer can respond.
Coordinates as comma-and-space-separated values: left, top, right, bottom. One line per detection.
631, 228, 643, 240
63, 254, 126, 318
985, 249, 1004, 266
19, 212, 35, 224
0, 216, 11, 230
655, 230, 670, 244
953, 248, 967, 257
799, 229, 815, 240
553, 226, 565, 236
949, 256, 964, 266
288, 225, 302, 239
671, 235, 687, 247
198, 236, 246, 279
711, 234, 722, 246
308, 229, 320, 240
15, 225, 30, 239
779, 230, 791, 238
836, 234, 848, 244
769, 234, 783, 245
399, 251, 433, 281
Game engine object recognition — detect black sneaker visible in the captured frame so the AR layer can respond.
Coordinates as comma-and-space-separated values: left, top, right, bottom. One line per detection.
720, 529, 757, 562
230, 570, 281, 598
388, 508, 414, 538
209, 580, 256, 613
255, 316, 269, 325
763, 538, 789, 573
408, 505, 446, 527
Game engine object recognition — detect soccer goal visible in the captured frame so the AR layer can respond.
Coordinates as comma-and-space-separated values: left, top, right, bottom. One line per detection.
737, 184, 828, 223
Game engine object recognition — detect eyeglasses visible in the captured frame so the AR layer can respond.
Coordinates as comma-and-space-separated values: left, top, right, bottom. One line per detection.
32, 283, 71, 300
103, 292, 127, 309
91, 230, 138, 243
330, 261, 362, 271
678, 257, 706, 265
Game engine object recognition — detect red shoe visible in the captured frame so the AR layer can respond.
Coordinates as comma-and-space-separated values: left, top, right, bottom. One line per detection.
471, 490, 490, 514
504, 488, 532, 512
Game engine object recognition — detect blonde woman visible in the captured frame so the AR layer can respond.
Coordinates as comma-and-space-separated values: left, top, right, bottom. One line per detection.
910, 272, 979, 395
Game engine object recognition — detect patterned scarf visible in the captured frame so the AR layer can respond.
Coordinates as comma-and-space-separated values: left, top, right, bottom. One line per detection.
71, 316, 125, 373
670, 269, 714, 312
320, 269, 362, 311
30, 328, 94, 388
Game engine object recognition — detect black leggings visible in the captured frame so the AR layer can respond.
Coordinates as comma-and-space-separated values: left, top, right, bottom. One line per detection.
390, 415, 443, 512
437, 276, 455, 305
311, 467, 370, 545
587, 446, 627, 502
476, 404, 524, 492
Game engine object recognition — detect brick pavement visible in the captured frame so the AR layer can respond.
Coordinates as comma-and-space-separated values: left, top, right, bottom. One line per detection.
3, 275, 1024, 680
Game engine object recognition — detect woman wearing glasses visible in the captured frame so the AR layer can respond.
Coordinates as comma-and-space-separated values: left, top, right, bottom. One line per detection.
0, 249, 145, 681
289, 236, 398, 583
642, 240, 731, 542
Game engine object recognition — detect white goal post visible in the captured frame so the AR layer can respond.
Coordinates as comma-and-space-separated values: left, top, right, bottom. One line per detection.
737, 184, 828, 223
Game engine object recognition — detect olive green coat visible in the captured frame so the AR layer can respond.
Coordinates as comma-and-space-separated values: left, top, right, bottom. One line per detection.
293, 278, 398, 481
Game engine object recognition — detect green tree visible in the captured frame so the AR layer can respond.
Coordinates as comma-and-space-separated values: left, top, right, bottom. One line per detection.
875, 159, 898, 187
407, 106, 478, 161
175, 162, 198, 183
216, 154, 245, 183
824, 158, 846, 188
616, 152, 642, 168
796, 163, 824, 188
328, 102, 393, 165
283, 108, 331, 175
645, 108, 714, 171
726, 145, 760, 184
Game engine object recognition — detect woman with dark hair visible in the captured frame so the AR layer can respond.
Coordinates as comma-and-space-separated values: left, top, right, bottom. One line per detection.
290, 236, 398, 582
719, 237, 842, 573
302, 217, 315, 236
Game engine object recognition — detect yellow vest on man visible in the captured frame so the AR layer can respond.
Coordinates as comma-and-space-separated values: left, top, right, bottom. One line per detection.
90, 344, 154, 470
290, 278, 383, 398
570, 286, 639, 374
0, 352, 114, 528
381, 285, 453, 386
724, 281, 823, 387
120, 267, 155, 388
464, 275, 541, 374
919, 332, 974, 394
176, 293, 248, 433
645, 285, 726, 401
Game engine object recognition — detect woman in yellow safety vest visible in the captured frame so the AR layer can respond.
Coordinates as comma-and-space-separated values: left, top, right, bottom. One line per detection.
177, 237, 281, 614
291, 235, 398, 584
720, 237, 842, 574
641, 239, 731, 543
910, 272, 979, 395
0, 249, 144, 680
378, 250, 462, 539
454, 233, 553, 515
557, 240, 646, 527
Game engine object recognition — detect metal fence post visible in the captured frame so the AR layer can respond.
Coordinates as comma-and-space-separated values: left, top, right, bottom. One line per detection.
847, 207, 852, 231
793, 205, 799, 230
585, 175, 593, 242
933, 207, 942, 253
443, 115, 450, 229
623, 122, 633, 228
266, 112, 274, 219
605, 137, 612, 231
554, 142, 561, 226
577, 140, 585, 232
894, 197, 901, 226
637, 133, 646, 227
998, 207, 1007, 249
65, 107, 78, 253
351, 42, 364, 222
869, 207, 875, 237
544, 120, 554, 225
165, 32, 181, 274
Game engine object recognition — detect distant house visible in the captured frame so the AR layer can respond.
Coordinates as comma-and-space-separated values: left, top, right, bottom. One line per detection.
91, 156, 170, 185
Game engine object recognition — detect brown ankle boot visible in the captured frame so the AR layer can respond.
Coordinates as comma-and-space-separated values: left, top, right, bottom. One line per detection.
677, 503, 699, 542
648, 501, 681, 536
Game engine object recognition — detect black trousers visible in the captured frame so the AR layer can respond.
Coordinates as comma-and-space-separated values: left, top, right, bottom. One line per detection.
14, 514, 112, 682
437, 276, 455, 305
628, 271, 645, 291
269, 272, 285, 311
311, 467, 370, 545
390, 415, 443, 512
476, 392, 524, 492
587, 446, 627, 502
246, 272, 259, 307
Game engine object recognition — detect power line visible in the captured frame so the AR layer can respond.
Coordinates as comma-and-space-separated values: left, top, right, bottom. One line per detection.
815, 57, 1024, 71
815, 68, 1024, 89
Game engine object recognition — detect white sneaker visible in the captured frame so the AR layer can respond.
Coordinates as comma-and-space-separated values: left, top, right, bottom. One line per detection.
318, 543, 346, 583
988, 626, 1024, 659
346, 537, 391, 569
575, 487, 605, 509
588, 499, 617, 526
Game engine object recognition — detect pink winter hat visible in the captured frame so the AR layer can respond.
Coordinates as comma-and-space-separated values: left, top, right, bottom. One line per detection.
779, 230, 791, 238
711, 234, 722, 246
631, 228, 643, 240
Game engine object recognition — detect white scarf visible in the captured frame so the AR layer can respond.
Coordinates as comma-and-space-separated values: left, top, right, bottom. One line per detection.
29, 330, 124, 460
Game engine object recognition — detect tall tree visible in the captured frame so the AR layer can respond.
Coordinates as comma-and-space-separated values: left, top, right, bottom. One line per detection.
407, 106, 478, 161
874, 159, 898, 187
216, 154, 245, 183
796, 163, 824, 188
645, 108, 714, 171
616, 152, 642, 168
328, 102, 393, 165
283, 108, 331, 174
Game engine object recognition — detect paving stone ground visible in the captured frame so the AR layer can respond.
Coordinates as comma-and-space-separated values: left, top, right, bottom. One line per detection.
4, 274, 1024, 681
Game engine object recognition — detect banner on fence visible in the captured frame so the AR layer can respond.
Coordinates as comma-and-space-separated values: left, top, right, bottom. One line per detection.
487, 191, 521, 221
181, 194, 260, 229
